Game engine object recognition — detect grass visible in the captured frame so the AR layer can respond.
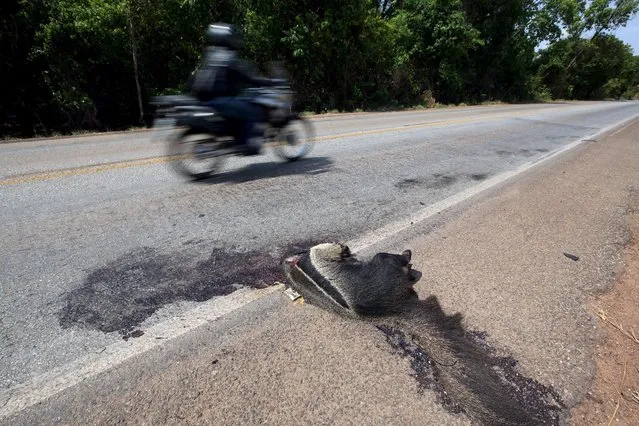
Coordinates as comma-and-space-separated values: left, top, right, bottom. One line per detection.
606, 358, 626, 426
596, 309, 639, 345
299, 99, 509, 116
1, 126, 152, 143
593, 308, 639, 425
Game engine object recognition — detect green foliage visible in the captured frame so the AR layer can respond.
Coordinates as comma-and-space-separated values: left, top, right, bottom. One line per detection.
394, 0, 483, 103
620, 56, 639, 98
536, 34, 637, 99
35, 0, 130, 129
243, 0, 401, 111
1, 0, 638, 137
538, 0, 639, 40
1, 0, 56, 136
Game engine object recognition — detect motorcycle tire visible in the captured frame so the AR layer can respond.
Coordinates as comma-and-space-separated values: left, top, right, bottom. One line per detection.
272, 116, 314, 161
168, 128, 227, 180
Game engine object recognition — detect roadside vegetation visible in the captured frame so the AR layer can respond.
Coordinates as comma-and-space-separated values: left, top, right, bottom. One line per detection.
2, 0, 639, 138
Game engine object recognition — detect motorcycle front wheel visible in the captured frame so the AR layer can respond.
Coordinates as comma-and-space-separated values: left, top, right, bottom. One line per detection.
271, 116, 314, 161
168, 128, 227, 180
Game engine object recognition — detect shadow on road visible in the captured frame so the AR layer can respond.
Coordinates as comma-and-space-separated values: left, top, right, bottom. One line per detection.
195, 156, 334, 185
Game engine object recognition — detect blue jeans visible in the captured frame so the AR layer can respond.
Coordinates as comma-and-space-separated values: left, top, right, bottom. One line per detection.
205, 97, 264, 152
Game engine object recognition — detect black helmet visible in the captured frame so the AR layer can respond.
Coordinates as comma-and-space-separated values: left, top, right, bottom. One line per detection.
205, 23, 243, 50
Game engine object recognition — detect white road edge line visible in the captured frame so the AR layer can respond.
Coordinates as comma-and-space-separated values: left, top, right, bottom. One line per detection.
1, 113, 637, 420
610, 118, 638, 137
349, 114, 639, 252
0, 285, 283, 419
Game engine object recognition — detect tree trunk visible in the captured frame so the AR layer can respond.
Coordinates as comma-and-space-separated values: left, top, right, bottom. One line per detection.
127, 5, 144, 124
567, 3, 626, 70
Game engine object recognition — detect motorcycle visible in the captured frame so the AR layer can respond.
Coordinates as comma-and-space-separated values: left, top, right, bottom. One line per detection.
150, 82, 314, 180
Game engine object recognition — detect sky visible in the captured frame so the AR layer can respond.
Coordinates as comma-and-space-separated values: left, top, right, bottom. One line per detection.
538, 14, 639, 53
616, 14, 639, 54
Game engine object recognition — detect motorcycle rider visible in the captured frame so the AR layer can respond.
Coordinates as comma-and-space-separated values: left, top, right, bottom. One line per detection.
189, 23, 284, 155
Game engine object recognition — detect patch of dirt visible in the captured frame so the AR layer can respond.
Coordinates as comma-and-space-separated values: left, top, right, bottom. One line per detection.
571, 214, 639, 425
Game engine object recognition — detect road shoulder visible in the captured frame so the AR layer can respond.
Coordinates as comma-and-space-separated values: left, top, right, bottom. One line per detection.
400, 118, 639, 420
571, 209, 639, 425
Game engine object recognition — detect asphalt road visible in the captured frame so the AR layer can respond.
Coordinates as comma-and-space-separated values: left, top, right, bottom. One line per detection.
2, 101, 639, 423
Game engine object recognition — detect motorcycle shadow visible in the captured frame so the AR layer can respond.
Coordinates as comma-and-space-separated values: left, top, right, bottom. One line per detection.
193, 156, 334, 185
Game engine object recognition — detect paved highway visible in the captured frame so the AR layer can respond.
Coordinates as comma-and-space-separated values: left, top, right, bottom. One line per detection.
1, 101, 639, 423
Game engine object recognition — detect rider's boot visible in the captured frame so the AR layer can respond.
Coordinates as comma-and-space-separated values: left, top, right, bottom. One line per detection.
243, 135, 262, 156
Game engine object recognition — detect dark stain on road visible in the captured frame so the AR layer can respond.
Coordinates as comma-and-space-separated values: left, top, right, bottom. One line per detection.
121, 329, 145, 340
497, 148, 549, 158
431, 174, 457, 188
469, 173, 488, 181
396, 173, 491, 189
58, 240, 326, 334
395, 174, 458, 190
395, 178, 421, 189
376, 298, 565, 425
378, 325, 463, 414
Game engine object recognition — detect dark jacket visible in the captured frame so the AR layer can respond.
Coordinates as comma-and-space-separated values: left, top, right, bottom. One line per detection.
191, 47, 275, 101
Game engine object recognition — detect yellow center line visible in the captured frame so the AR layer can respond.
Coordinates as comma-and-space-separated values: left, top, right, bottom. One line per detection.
0, 156, 184, 186
310, 116, 478, 142
0, 108, 578, 187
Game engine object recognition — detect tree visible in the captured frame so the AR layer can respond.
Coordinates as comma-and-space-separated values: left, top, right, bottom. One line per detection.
536, 0, 639, 69
537, 0, 639, 40
460, 0, 542, 101
1, 0, 54, 136
31, 0, 239, 131
3, 0, 638, 137
244, 0, 399, 111
536, 34, 636, 99
392, 0, 483, 103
